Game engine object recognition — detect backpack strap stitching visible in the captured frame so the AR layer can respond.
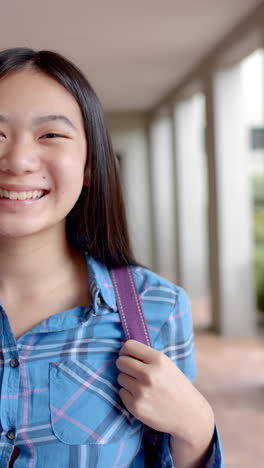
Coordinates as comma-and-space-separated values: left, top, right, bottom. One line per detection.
110, 269, 131, 340
127, 268, 151, 346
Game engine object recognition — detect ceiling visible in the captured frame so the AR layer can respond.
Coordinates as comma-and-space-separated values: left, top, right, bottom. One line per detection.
0, 0, 263, 111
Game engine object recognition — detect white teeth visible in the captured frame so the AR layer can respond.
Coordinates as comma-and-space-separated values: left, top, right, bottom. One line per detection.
0, 189, 45, 200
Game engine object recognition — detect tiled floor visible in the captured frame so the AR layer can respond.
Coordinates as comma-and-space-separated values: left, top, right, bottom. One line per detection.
194, 329, 264, 468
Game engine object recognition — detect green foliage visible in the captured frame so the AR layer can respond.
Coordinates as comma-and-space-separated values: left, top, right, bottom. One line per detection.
252, 175, 264, 206
254, 209, 264, 243
253, 175, 264, 312
255, 243, 264, 312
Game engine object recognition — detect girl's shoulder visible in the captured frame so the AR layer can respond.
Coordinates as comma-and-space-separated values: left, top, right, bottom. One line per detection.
130, 264, 188, 308
87, 255, 191, 323
130, 265, 192, 333
130, 265, 196, 382
87, 256, 196, 380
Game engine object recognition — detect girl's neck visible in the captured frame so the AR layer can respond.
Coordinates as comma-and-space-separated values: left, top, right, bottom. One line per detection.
0, 225, 84, 302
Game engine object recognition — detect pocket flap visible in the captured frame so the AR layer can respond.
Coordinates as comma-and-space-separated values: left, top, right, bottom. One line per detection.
49, 359, 142, 445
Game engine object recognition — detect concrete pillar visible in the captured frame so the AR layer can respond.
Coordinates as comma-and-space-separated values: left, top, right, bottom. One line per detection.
109, 115, 154, 269
205, 65, 257, 336
173, 94, 209, 301
149, 111, 177, 280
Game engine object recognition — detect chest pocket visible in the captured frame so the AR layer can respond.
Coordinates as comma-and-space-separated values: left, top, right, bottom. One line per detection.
49, 358, 142, 445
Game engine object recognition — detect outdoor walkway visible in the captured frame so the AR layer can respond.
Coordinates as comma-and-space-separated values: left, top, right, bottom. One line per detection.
194, 329, 264, 468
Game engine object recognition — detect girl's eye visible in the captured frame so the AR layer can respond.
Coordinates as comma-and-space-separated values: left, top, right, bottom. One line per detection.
41, 133, 64, 139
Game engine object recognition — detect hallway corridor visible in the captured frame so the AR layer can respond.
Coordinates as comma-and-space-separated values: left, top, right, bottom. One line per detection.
194, 330, 264, 468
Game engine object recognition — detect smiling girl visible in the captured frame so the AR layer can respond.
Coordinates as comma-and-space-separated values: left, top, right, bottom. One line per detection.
0, 48, 223, 468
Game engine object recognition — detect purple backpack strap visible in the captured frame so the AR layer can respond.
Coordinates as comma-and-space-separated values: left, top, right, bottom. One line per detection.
109, 266, 163, 468
109, 266, 151, 346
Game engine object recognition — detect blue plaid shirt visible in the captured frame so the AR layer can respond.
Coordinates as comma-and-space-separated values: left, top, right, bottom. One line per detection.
0, 255, 223, 467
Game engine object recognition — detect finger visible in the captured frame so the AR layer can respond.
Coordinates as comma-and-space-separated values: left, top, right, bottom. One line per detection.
119, 387, 134, 410
116, 355, 147, 380
119, 339, 160, 364
117, 372, 138, 395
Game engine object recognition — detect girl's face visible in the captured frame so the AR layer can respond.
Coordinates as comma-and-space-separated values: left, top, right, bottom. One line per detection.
0, 67, 87, 239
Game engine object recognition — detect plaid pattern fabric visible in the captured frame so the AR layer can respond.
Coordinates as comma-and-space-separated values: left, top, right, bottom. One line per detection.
0, 255, 223, 467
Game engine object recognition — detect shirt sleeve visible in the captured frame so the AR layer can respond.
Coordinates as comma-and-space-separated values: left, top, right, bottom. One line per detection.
153, 287, 224, 467
158, 426, 224, 468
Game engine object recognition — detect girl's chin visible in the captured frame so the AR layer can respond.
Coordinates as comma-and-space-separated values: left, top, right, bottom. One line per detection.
0, 230, 44, 240
0, 216, 69, 240
0, 224, 60, 240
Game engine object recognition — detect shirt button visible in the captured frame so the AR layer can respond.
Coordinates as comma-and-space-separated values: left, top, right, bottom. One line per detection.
9, 359, 19, 368
6, 429, 16, 440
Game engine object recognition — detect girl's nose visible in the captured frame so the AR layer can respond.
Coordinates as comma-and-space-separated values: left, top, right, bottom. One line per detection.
0, 141, 41, 176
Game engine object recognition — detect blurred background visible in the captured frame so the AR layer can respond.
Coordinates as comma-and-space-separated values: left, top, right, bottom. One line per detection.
1, 1, 264, 466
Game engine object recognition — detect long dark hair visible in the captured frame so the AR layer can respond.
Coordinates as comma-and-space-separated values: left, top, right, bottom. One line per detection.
0, 47, 137, 267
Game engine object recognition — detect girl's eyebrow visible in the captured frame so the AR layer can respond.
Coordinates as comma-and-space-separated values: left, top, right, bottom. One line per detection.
0, 113, 77, 131
32, 114, 77, 130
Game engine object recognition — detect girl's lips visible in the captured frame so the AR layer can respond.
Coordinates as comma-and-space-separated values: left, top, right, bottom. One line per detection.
0, 184, 49, 192
0, 191, 50, 208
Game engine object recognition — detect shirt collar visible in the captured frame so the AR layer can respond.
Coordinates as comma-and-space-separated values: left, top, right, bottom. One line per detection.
86, 254, 118, 312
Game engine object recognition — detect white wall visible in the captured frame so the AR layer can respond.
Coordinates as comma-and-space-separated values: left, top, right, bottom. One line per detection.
174, 93, 209, 297
241, 49, 264, 176
106, 113, 154, 269
149, 113, 177, 280
212, 63, 256, 335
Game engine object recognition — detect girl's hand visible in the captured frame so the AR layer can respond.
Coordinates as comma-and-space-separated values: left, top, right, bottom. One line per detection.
116, 339, 215, 449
